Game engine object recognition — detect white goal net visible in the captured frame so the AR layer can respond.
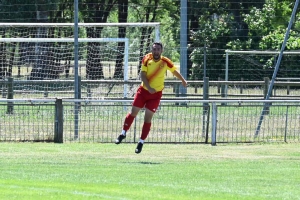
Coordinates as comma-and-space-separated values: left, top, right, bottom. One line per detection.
223, 50, 300, 94
0, 23, 160, 98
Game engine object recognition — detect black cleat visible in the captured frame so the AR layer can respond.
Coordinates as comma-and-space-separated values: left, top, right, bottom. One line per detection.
115, 134, 126, 144
135, 142, 143, 154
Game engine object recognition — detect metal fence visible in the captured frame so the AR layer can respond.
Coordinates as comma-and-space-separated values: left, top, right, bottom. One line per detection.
1, 99, 299, 144
2, 78, 300, 100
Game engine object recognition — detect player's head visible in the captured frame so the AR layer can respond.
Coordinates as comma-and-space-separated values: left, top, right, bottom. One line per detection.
152, 42, 163, 61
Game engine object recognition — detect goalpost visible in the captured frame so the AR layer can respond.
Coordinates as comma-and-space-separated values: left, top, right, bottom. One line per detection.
224, 50, 300, 97
0, 22, 160, 98
225, 49, 300, 136
0, 37, 130, 97
225, 0, 299, 137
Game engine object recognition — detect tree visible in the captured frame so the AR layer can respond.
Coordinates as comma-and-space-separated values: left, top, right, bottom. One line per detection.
242, 0, 300, 78
0, 0, 36, 78
114, 0, 128, 79
126, 0, 184, 77
0, 0, 36, 22
0, 0, 65, 80
189, 1, 233, 80
189, 0, 279, 80
80, 0, 118, 80
29, 0, 50, 80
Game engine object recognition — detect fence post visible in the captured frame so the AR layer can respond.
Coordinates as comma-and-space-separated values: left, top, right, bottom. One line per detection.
108, 64, 111, 79
203, 77, 209, 139
221, 83, 226, 106
54, 98, 63, 143
2, 77, 6, 98
78, 76, 81, 99
264, 77, 270, 98
7, 77, 14, 114
287, 79, 290, 95
264, 77, 270, 114
175, 82, 180, 105
87, 83, 91, 98
217, 77, 221, 93
130, 64, 132, 79
203, 77, 209, 100
211, 103, 217, 146
240, 77, 244, 94
44, 79, 49, 98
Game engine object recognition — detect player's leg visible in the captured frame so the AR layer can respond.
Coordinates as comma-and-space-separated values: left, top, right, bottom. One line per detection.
135, 108, 155, 154
135, 91, 162, 153
115, 86, 145, 144
124, 106, 141, 128
115, 106, 141, 144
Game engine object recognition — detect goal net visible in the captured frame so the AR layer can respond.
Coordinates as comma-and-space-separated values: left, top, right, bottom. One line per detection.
223, 50, 300, 98
225, 50, 300, 81
0, 23, 160, 98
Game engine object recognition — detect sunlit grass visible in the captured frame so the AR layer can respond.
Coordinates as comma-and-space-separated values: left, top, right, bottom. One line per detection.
0, 143, 299, 200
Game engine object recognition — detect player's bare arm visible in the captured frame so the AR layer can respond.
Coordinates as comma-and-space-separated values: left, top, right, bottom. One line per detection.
172, 70, 188, 87
140, 71, 156, 94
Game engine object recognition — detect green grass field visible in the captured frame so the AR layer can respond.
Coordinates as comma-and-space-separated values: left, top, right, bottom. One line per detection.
0, 143, 299, 200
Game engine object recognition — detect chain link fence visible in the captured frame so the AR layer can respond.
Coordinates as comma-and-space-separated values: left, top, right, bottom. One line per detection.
1, 99, 299, 144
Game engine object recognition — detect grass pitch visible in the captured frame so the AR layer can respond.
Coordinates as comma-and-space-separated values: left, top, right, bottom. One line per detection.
0, 143, 299, 200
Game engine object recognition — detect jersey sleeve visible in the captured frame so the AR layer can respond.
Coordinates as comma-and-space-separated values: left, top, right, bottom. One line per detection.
162, 57, 177, 72
141, 53, 152, 72
141, 65, 148, 72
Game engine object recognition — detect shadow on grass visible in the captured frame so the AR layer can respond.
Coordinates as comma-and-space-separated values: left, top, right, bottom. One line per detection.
139, 161, 161, 165
123, 161, 162, 165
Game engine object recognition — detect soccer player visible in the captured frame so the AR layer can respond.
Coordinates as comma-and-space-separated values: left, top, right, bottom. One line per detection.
115, 42, 188, 153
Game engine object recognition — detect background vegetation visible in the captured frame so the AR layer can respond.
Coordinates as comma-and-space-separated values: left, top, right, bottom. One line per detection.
0, 0, 300, 81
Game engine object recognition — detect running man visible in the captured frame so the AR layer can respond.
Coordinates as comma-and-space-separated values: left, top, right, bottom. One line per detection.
115, 42, 188, 153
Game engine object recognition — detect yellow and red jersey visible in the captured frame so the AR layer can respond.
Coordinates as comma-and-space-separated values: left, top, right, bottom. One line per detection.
140, 53, 177, 91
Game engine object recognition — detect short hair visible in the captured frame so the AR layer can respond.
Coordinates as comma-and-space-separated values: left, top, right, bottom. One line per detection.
153, 42, 163, 49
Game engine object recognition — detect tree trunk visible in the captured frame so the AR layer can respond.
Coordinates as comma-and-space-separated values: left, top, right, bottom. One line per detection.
29, 1, 49, 80
0, 29, 7, 79
137, 0, 158, 75
84, 2, 117, 80
86, 27, 104, 80
113, 0, 128, 79
187, 1, 200, 78
7, 43, 16, 77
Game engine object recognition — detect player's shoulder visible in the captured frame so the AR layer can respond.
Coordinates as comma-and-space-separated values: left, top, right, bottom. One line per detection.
142, 53, 153, 64
161, 56, 172, 63
161, 56, 174, 67
143, 53, 153, 60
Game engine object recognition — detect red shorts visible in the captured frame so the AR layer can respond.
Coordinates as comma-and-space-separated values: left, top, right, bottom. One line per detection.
132, 86, 162, 113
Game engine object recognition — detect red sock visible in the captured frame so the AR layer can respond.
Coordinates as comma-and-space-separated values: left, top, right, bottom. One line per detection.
140, 122, 151, 140
123, 113, 135, 131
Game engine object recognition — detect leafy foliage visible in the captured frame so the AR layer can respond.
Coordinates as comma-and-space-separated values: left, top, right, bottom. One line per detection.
190, 0, 300, 80
189, 2, 234, 80
0, 0, 299, 80
0, 0, 36, 22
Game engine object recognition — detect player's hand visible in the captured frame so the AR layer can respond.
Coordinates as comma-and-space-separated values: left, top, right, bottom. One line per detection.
182, 80, 188, 88
148, 88, 156, 94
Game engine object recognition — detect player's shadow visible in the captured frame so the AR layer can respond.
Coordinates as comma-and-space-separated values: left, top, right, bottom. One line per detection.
139, 161, 161, 165
123, 161, 161, 165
